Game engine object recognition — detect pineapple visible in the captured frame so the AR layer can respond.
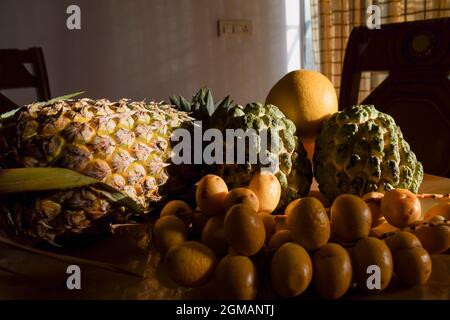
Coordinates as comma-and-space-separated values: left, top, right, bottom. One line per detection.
0, 98, 192, 244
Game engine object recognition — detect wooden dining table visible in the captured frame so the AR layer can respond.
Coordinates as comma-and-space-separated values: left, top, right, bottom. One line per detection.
0, 174, 448, 300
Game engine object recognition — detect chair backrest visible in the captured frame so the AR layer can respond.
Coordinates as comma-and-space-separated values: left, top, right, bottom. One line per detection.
0, 47, 51, 112
340, 18, 450, 178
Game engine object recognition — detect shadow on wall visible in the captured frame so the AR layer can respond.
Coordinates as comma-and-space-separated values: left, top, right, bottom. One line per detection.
0, 0, 289, 105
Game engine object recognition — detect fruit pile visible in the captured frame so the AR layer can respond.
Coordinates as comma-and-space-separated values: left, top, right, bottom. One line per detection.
0, 80, 425, 247
153, 173, 449, 299
0, 70, 447, 300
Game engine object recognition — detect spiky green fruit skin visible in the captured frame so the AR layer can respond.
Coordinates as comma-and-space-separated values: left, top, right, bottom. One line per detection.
213, 103, 313, 206
313, 105, 423, 201
171, 90, 313, 209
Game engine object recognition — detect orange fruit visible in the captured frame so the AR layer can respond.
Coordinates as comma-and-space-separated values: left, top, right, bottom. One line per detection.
248, 171, 281, 214
160, 200, 192, 226
287, 197, 330, 251
381, 189, 421, 228
384, 231, 422, 254
270, 242, 313, 297
214, 255, 258, 300
268, 230, 293, 251
259, 213, 276, 244
284, 198, 301, 216
394, 247, 432, 286
196, 174, 228, 215
424, 202, 450, 220
153, 215, 187, 255
361, 192, 385, 227
313, 243, 353, 299
165, 241, 217, 287
413, 224, 450, 254
224, 187, 259, 213
160, 200, 191, 217
191, 208, 209, 235
201, 216, 228, 257
265, 70, 338, 138
224, 204, 266, 256
352, 237, 393, 293
330, 194, 372, 242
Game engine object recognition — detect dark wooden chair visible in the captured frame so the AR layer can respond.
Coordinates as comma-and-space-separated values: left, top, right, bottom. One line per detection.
0, 47, 51, 112
340, 18, 450, 177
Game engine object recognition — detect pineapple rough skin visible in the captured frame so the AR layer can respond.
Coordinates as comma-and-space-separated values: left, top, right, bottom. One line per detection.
15, 99, 192, 209
0, 188, 121, 245
313, 105, 423, 201
0, 98, 192, 245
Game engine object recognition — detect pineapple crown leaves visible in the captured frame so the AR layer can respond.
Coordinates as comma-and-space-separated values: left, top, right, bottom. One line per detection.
0, 167, 143, 215
169, 87, 233, 121
0, 107, 23, 122
33, 91, 86, 107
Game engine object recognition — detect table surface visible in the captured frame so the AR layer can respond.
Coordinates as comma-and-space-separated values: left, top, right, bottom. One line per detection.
0, 174, 449, 300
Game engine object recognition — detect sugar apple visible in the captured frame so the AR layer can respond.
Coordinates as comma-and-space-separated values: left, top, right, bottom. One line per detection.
171, 89, 313, 208
313, 105, 423, 201
212, 102, 313, 205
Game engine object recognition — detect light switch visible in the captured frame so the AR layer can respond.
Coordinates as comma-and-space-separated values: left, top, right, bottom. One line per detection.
218, 20, 252, 37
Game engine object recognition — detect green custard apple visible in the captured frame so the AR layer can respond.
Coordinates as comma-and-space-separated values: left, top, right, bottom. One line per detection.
314, 105, 423, 201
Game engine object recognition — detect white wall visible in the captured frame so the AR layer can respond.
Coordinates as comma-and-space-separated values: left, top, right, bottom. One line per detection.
0, 0, 291, 106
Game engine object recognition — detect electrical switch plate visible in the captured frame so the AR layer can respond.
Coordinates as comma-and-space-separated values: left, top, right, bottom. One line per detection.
218, 20, 252, 37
